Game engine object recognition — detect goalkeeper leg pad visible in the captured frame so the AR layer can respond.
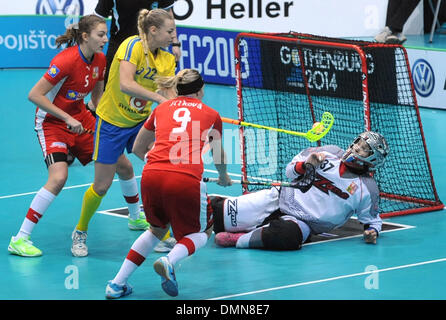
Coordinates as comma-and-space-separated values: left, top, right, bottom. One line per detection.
261, 219, 303, 251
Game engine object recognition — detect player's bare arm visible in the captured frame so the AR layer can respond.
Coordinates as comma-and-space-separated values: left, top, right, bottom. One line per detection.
119, 60, 167, 105
132, 126, 155, 161
28, 77, 83, 134
208, 129, 232, 187
89, 80, 104, 111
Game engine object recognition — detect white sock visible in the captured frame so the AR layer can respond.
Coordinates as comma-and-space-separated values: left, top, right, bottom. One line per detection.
119, 176, 140, 220
167, 232, 208, 266
15, 187, 55, 240
112, 230, 160, 285
236, 229, 262, 248
235, 232, 252, 248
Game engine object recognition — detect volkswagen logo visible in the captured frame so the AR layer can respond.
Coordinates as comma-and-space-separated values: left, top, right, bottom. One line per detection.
36, 0, 84, 16
412, 59, 435, 97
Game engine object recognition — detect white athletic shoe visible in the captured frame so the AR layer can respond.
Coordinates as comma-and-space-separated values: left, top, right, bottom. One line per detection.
374, 26, 407, 44
385, 33, 407, 44
374, 26, 392, 43
105, 280, 133, 299
153, 256, 178, 297
71, 229, 88, 257
154, 237, 177, 253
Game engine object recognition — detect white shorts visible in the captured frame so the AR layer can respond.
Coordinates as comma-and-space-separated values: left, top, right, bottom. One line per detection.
223, 188, 280, 232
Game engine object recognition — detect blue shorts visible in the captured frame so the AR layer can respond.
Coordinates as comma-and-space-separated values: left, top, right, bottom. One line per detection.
93, 117, 144, 164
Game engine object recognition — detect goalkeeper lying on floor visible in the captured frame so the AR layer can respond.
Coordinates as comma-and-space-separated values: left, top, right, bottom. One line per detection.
210, 131, 390, 250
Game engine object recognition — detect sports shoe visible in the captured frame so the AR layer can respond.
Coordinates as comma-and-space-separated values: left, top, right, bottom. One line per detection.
71, 229, 88, 257
374, 26, 392, 43
385, 33, 407, 44
105, 280, 133, 299
128, 211, 150, 230
153, 256, 178, 297
8, 236, 42, 257
154, 237, 177, 253
214, 232, 245, 247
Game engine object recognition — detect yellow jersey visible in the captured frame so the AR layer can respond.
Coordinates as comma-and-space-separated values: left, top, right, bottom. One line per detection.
96, 35, 176, 127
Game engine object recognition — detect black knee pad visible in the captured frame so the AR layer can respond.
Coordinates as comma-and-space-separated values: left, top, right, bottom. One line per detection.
209, 196, 227, 234
262, 219, 303, 251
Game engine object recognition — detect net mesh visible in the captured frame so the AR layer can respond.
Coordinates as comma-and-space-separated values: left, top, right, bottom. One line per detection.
235, 32, 443, 217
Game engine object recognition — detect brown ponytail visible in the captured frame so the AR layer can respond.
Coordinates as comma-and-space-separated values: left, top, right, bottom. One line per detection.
55, 14, 106, 48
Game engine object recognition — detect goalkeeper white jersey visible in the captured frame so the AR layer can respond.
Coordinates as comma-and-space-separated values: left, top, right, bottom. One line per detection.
279, 145, 382, 234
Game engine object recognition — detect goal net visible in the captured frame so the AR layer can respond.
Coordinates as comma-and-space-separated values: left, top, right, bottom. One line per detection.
234, 32, 443, 217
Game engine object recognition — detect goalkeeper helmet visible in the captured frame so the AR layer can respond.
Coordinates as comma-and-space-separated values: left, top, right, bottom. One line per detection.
342, 131, 389, 172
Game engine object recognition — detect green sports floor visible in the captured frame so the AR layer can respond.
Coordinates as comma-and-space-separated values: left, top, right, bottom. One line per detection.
1, 36, 446, 302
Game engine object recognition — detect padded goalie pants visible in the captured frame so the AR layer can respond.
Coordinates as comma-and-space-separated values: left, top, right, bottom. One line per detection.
211, 188, 311, 250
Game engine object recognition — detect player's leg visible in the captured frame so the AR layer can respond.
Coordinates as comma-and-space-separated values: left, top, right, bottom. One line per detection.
236, 216, 311, 250
211, 188, 280, 247
115, 154, 150, 230
70, 112, 113, 256
106, 170, 169, 299
217, 188, 280, 232
9, 160, 68, 257
387, 0, 420, 34
118, 123, 174, 248
9, 123, 71, 257
153, 177, 211, 297
105, 224, 170, 299
72, 118, 126, 257
71, 160, 117, 257
78, 162, 117, 225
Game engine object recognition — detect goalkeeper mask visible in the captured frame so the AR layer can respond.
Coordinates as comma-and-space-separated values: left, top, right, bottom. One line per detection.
342, 131, 389, 172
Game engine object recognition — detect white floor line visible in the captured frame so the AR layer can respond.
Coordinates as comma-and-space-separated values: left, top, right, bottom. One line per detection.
303, 218, 415, 247
0, 180, 117, 200
0, 169, 241, 200
207, 257, 446, 300
97, 210, 128, 219
303, 226, 415, 246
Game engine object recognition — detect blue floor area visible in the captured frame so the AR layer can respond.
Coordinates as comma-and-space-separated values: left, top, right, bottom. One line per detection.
357, 33, 446, 51
404, 33, 446, 50
1, 61, 446, 301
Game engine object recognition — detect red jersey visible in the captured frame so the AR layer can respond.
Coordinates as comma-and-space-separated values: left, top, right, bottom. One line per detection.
37, 45, 106, 124
143, 97, 222, 180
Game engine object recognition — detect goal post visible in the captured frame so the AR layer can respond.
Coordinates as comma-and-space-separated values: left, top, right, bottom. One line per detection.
233, 31, 443, 218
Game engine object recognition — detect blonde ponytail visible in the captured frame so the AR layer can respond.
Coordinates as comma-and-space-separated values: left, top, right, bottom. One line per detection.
137, 8, 173, 67
155, 69, 203, 98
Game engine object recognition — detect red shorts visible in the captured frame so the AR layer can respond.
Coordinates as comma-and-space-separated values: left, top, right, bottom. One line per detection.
36, 109, 95, 166
141, 169, 212, 240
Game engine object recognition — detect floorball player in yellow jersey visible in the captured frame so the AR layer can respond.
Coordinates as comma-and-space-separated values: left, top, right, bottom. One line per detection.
71, 9, 177, 257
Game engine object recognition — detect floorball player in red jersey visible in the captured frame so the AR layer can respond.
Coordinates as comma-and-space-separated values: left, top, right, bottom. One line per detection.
105, 68, 232, 299
8, 15, 108, 257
